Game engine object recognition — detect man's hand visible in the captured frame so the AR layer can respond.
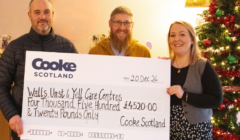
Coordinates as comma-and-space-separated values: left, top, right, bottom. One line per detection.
9, 115, 23, 137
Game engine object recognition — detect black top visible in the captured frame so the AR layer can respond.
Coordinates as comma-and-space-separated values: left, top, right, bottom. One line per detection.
0, 27, 78, 122
171, 60, 223, 108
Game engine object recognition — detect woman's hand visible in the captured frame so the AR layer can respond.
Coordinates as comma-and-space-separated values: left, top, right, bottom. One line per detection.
167, 85, 184, 99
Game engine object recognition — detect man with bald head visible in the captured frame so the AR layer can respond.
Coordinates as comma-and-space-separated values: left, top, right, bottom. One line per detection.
0, 0, 77, 139
28, 0, 54, 35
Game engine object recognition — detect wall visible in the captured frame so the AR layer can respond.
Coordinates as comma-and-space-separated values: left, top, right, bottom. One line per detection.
0, 111, 11, 140
0, 0, 207, 58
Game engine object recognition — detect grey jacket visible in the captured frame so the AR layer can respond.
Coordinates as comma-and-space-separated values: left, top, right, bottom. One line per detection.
182, 58, 213, 124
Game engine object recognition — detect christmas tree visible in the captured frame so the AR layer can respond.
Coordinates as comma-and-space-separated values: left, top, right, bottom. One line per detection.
196, 0, 240, 139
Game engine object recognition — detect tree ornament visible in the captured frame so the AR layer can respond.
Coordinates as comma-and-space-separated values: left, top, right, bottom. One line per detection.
234, 29, 240, 36
231, 37, 237, 42
230, 123, 234, 127
215, 17, 224, 24
223, 115, 227, 120
224, 17, 230, 26
219, 104, 225, 110
209, 3, 217, 15
209, 17, 215, 22
199, 34, 203, 40
227, 55, 235, 64
203, 39, 211, 47
225, 35, 231, 41
236, 2, 239, 6
201, 52, 211, 60
216, 10, 223, 17
229, 15, 235, 23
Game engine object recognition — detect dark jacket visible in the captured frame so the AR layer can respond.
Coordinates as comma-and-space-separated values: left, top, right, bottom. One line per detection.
0, 27, 78, 122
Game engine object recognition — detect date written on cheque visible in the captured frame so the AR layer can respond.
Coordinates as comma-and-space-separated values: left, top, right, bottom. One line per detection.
123, 101, 157, 112
123, 75, 158, 83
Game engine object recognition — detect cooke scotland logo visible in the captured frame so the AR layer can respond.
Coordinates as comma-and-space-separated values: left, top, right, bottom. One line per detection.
32, 58, 76, 71
32, 58, 76, 79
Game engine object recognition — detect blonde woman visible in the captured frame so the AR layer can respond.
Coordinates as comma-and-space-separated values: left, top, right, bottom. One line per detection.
166, 21, 223, 139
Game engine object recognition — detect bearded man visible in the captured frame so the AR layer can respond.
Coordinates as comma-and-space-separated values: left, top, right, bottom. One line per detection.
89, 6, 151, 57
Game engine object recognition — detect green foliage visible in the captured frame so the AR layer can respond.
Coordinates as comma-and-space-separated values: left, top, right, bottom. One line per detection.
196, 0, 240, 138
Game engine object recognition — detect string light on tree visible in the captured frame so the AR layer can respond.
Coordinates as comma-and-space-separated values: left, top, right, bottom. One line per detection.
231, 37, 237, 42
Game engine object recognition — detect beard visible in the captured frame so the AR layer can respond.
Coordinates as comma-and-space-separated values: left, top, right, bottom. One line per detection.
109, 28, 132, 53
35, 19, 52, 34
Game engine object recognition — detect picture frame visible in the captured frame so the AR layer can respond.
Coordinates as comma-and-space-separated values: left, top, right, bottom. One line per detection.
185, 0, 211, 7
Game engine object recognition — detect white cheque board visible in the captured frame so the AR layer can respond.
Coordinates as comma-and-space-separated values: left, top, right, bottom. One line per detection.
21, 51, 171, 140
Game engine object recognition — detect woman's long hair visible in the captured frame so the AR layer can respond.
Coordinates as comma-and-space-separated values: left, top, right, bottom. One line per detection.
167, 21, 201, 65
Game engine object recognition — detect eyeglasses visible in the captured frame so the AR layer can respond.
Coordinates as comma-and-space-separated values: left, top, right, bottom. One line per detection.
111, 20, 132, 27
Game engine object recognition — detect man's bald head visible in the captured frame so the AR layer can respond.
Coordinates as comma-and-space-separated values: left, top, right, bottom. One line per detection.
29, 0, 53, 12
